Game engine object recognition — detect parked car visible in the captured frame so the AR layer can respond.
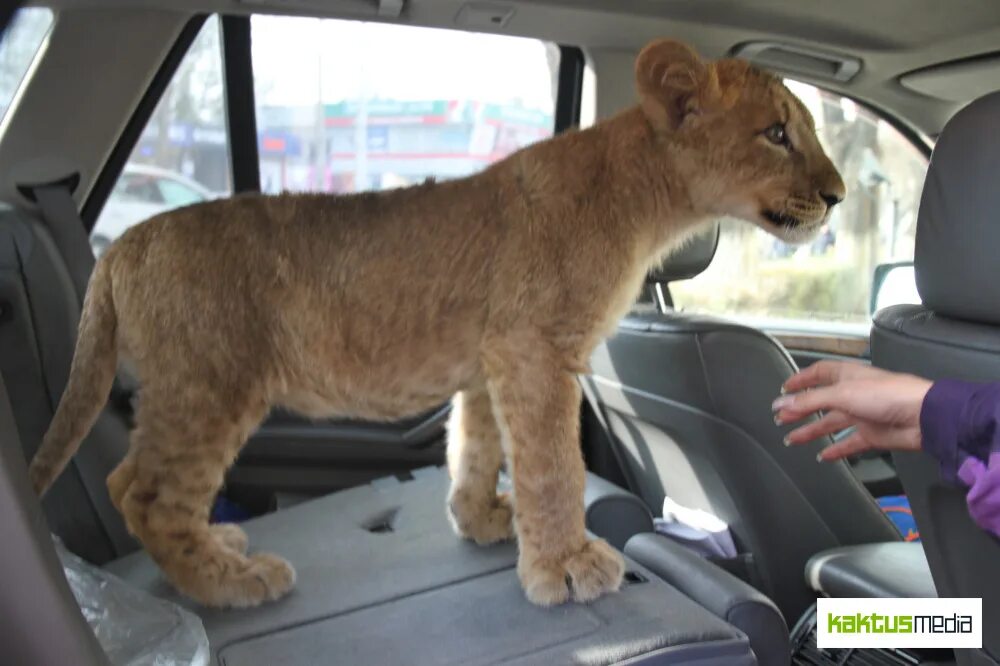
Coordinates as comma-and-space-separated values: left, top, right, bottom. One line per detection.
89, 163, 220, 256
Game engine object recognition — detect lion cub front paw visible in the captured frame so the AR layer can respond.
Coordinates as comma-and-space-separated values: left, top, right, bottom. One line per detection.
448, 490, 515, 545
519, 538, 625, 606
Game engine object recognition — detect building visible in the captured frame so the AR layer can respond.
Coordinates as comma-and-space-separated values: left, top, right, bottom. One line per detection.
256, 99, 554, 193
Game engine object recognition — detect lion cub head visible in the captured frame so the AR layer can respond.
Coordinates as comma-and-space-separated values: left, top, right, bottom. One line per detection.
635, 40, 846, 243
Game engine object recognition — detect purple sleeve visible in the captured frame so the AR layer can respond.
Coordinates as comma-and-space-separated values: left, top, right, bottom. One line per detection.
919, 379, 1000, 538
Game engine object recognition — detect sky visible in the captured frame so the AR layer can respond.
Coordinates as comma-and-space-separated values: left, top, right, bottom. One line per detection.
250, 16, 556, 112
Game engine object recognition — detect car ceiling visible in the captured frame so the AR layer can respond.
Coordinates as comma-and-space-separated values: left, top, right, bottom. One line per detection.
22, 0, 1000, 136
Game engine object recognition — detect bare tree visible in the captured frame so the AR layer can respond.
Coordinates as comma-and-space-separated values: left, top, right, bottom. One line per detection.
146, 19, 225, 172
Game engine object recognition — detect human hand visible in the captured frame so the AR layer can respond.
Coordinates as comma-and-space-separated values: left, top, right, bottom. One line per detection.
773, 360, 933, 461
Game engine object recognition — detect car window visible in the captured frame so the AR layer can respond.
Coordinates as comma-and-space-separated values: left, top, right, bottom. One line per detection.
670, 81, 927, 335
251, 16, 558, 193
91, 17, 231, 255
0, 8, 53, 124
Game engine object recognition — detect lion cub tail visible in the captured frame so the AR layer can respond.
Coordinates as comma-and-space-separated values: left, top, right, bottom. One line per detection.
29, 256, 119, 496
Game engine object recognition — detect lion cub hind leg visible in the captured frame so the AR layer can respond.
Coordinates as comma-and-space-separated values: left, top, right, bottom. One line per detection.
107, 452, 137, 514
446, 385, 515, 545
109, 449, 249, 554
485, 339, 625, 606
119, 389, 293, 608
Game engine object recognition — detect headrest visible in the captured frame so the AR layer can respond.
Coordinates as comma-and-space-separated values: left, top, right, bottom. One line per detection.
915, 91, 1000, 324
647, 222, 720, 283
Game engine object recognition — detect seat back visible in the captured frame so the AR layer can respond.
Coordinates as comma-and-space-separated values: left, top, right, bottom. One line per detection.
0, 205, 134, 563
584, 226, 899, 621
871, 91, 1000, 665
0, 364, 111, 666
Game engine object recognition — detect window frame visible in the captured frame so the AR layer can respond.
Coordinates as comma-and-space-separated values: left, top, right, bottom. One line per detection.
833, 87, 933, 161
82, 14, 208, 230
221, 15, 259, 194
554, 45, 584, 133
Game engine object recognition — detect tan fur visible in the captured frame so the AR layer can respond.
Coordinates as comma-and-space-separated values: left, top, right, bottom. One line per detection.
29, 40, 844, 608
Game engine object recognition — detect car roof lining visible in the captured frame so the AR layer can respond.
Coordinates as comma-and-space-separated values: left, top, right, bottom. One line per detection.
901, 54, 1000, 104
21, 0, 1000, 136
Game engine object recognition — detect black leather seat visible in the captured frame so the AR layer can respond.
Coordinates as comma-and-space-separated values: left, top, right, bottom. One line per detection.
0, 206, 135, 563
805, 542, 936, 599
582, 224, 901, 621
872, 91, 1000, 666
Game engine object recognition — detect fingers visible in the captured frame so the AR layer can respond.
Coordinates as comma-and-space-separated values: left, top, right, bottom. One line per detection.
772, 364, 926, 462
771, 385, 844, 422
783, 410, 853, 445
781, 360, 882, 394
815, 431, 874, 462
781, 360, 843, 394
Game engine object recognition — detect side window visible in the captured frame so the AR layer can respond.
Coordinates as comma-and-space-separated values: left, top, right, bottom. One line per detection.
251, 16, 559, 194
91, 17, 230, 255
671, 81, 928, 332
0, 8, 53, 123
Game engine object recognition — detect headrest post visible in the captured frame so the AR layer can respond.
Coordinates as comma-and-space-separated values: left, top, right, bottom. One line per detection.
646, 223, 721, 284
654, 283, 672, 313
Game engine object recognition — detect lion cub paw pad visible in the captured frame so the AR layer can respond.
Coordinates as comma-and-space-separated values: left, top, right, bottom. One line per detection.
520, 539, 624, 606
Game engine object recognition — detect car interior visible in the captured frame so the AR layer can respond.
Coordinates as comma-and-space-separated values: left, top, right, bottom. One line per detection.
1, 1, 999, 665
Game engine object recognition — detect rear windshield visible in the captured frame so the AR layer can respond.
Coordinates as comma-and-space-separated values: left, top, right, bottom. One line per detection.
0, 8, 54, 123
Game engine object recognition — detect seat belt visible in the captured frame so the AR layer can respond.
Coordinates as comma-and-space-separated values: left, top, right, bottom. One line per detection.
21, 176, 139, 413
30, 179, 94, 306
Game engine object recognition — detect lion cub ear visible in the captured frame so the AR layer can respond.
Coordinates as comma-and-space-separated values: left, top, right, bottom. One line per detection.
635, 39, 722, 131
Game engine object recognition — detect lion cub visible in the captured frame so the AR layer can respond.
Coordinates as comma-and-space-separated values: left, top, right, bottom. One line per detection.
30, 39, 844, 608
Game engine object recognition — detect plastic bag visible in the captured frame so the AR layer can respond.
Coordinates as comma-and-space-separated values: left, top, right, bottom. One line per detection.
54, 538, 210, 666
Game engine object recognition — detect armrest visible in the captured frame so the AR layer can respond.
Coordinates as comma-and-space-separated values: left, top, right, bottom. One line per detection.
625, 532, 790, 666
806, 542, 936, 598
583, 472, 654, 551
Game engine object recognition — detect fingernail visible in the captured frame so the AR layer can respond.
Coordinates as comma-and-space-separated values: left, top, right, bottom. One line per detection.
774, 414, 784, 425
780, 385, 788, 395
816, 453, 825, 462
772, 395, 794, 412
783, 436, 791, 446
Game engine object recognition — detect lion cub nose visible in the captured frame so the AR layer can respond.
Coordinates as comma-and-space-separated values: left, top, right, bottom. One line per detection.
820, 192, 843, 208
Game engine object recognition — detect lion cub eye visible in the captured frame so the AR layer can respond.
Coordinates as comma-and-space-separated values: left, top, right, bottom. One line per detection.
763, 123, 789, 147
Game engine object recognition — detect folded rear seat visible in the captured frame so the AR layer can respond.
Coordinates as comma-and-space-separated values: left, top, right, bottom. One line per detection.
107, 466, 758, 665
1, 361, 771, 664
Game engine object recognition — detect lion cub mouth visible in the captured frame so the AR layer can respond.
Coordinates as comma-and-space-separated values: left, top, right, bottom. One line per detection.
762, 209, 804, 228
